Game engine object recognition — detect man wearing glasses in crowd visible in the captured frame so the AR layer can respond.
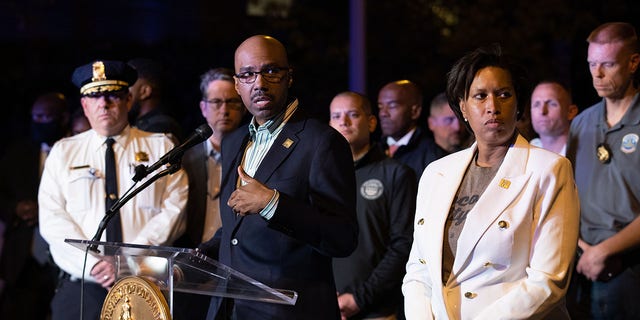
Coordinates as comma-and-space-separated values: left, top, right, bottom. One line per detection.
173, 67, 246, 319
199, 35, 357, 319
176, 67, 246, 249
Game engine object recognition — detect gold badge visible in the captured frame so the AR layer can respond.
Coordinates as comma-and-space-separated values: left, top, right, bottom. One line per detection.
498, 178, 511, 189
135, 152, 149, 162
92, 61, 106, 82
101, 276, 171, 320
596, 143, 611, 164
282, 138, 294, 148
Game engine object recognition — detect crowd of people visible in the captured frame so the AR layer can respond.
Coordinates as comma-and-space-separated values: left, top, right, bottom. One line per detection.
0, 21, 638, 320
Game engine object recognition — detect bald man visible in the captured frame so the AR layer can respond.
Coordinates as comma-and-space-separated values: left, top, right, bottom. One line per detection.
427, 92, 470, 154
199, 35, 357, 320
378, 80, 442, 179
330, 92, 416, 320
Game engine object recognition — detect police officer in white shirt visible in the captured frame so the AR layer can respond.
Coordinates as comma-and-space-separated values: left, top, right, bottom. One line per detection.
38, 60, 188, 320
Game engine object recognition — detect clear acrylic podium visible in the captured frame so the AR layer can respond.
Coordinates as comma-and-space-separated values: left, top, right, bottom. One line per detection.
65, 239, 298, 316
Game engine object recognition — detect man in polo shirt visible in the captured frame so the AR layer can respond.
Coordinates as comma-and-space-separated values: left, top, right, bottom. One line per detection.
566, 22, 640, 319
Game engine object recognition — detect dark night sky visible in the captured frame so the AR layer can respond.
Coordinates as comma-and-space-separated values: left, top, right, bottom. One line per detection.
1, 0, 639, 154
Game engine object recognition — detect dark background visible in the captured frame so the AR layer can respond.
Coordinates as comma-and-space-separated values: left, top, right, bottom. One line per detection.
2, 0, 639, 154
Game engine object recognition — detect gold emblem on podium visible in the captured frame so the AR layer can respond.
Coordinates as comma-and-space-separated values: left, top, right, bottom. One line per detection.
100, 276, 171, 320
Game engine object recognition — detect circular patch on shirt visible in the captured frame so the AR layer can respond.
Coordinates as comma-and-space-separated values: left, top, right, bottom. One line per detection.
360, 179, 384, 200
620, 133, 639, 154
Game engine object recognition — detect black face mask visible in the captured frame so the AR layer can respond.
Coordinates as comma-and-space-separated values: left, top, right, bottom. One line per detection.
30, 122, 66, 145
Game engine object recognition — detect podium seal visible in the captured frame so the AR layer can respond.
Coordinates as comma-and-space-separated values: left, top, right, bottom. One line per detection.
100, 276, 171, 320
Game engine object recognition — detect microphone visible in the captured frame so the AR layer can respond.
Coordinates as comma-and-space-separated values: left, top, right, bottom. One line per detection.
133, 124, 213, 181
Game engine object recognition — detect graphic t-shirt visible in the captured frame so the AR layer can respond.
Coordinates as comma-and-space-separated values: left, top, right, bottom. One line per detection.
442, 159, 500, 284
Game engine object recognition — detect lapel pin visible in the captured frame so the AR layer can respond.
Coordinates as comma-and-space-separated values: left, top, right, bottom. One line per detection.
282, 138, 294, 148
498, 178, 511, 189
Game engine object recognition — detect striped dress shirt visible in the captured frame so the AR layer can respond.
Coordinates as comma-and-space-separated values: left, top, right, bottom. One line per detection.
241, 99, 298, 219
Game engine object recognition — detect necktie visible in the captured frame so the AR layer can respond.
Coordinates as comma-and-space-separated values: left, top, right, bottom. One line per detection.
388, 144, 400, 157
105, 138, 123, 242
210, 149, 221, 162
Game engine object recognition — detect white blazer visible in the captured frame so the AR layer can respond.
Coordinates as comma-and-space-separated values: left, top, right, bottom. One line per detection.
403, 135, 579, 320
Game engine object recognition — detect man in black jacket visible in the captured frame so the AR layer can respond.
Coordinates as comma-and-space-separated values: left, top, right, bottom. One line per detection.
199, 35, 357, 320
377, 80, 444, 179
330, 91, 416, 320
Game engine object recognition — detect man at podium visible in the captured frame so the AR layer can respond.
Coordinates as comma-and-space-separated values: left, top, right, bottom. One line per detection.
199, 35, 358, 319
38, 60, 188, 320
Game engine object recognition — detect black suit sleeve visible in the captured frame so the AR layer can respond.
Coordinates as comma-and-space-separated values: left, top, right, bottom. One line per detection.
198, 227, 221, 260
267, 128, 358, 258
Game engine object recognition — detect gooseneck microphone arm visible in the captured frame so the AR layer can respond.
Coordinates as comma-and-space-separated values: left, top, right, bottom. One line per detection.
133, 124, 213, 182
87, 162, 182, 253
86, 124, 213, 253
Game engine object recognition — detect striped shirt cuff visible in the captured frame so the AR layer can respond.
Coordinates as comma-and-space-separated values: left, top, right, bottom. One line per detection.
259, 189, 279, 220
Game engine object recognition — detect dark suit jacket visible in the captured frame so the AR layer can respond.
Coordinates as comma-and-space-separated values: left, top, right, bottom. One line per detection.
382, 126, 446, 179
201, 107, 358, 319
173, 141, 208, 248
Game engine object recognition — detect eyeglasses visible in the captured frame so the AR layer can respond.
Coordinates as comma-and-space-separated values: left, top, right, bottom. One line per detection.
203, 98, 244, 110
235, 67, 289, 84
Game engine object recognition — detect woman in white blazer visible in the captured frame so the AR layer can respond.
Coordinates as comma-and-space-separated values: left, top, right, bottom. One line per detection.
402, 45, 580, 320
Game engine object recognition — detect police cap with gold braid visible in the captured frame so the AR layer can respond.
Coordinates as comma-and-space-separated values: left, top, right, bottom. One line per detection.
71, 60, 138, 96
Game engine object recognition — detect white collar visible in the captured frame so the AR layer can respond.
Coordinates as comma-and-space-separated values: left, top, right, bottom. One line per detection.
386, 127, 416, 146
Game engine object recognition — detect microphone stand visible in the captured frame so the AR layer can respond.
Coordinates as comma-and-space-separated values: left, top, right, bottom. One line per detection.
87, 161, 182, 253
